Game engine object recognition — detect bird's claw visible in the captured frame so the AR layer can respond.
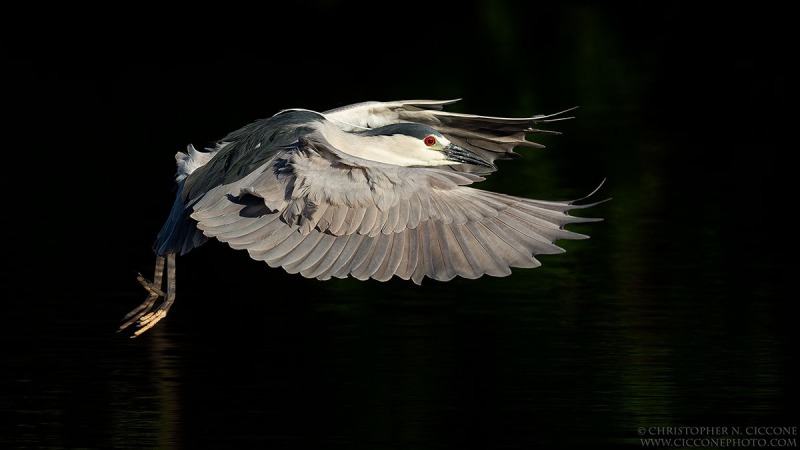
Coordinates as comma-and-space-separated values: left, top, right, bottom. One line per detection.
119, 272, 168, 337
120, 255, 175, 337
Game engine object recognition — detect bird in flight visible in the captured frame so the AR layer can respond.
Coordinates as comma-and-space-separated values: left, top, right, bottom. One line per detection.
120, 99, 606, 336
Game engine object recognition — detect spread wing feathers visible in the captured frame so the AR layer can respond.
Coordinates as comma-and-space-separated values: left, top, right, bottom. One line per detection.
189, 130, 601, 284
323, 99, 576, 175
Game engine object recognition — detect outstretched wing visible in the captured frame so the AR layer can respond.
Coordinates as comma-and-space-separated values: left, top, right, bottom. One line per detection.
189, 127, 602, 285
322, 99, 576, 175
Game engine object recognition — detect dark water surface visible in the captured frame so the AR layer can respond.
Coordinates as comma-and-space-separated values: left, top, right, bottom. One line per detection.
6, 221, 795, 449
4, 3, 795, 449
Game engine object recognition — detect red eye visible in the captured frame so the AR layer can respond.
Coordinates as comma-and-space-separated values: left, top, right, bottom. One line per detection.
424, 135, 436, 146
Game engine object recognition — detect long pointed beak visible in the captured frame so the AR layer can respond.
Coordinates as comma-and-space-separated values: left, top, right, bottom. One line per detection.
444, 144, 494, 169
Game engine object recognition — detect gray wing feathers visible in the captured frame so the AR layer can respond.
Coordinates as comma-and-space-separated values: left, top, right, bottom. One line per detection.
191, 180, 597, 286
187, 106, 601, 285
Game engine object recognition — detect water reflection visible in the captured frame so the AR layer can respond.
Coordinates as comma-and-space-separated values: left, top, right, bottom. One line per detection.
109, 327, 181, 448
105, 261, 788, 448
4, 233, 795, 449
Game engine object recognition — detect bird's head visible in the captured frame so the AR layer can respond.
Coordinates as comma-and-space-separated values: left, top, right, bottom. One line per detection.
358, 123, 494, 169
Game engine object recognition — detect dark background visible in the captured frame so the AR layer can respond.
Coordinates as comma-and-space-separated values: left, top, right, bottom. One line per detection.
3, 2, 795, 449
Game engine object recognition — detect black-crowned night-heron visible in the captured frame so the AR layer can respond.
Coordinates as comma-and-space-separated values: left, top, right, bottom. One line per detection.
121, 99, 606, 336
